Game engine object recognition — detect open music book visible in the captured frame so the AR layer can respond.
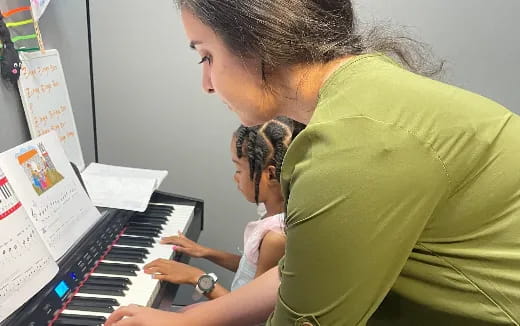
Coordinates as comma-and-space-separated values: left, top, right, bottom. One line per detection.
0, 132, 100, 321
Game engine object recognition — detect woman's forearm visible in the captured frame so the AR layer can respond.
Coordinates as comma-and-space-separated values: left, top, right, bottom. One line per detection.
183, 266, 280, 325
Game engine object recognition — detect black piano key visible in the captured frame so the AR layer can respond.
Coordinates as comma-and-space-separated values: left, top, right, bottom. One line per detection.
124, 225, 163, 232
108, 248, 147, 255
54, 313, 106, 326
98, 262, 139, 271
128, 218, 166, 226
143, 210, 172, 217
105, 253, 145, 263
111, 246, 149, 255
132, 213, 168, 220
96, 262, 138, 276
124, 230, 160, 238
115, 241, 153, 248
117, 236, 154, 248
72, 296, 120, 307
85, 277, 129, 288
124, 227, 162, 235
81, 281, 128, 290
88, 275, 132, 285
146, 205, 174, 212
128, 221, 164, 230
67, 297, 116, 313
79, 284, 126, 296
133, 214, 168, 221
67, 303, 114, 313
119, 235, 155, 242
123, 229, 160, 238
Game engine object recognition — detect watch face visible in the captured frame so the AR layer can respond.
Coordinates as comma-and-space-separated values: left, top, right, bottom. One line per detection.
198, 275, 214, 291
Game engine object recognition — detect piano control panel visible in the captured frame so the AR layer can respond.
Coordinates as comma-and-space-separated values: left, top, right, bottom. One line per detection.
1, 191, 203, 326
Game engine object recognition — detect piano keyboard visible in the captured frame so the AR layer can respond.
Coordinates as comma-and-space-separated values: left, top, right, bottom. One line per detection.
50, 203, 194, 325
0, 191, 204, 326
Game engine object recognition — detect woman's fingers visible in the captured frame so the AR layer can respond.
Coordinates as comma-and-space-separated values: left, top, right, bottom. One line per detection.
105, 305, 138, 326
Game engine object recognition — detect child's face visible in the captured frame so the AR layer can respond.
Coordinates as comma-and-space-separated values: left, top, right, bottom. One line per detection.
230, 137, 258, 203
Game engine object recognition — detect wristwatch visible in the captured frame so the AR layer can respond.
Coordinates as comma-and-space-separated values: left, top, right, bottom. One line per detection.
192, 273, 218, 300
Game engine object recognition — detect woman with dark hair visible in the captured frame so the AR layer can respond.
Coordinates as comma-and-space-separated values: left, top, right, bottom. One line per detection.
106, 1, 520, 325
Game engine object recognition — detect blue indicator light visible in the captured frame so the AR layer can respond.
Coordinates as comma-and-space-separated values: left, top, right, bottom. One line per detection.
54, 281, 69, 298
69, 272, 77, 280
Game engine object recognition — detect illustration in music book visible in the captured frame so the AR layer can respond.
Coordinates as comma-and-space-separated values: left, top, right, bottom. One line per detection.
0, 170, 59, 322
17, 141, 64, 196
0, 131, 101, 262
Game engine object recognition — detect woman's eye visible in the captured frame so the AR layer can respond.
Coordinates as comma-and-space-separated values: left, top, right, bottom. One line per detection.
198, 56, 211, 64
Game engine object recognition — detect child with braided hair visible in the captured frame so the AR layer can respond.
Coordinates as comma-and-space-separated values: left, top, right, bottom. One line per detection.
143, 116, 305, 301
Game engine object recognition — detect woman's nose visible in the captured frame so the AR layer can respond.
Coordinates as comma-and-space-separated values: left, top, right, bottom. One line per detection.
202, 64, 214, 94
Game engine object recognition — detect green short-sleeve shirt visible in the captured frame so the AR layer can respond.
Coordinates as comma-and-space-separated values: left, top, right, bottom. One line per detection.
267, 54, 520, 325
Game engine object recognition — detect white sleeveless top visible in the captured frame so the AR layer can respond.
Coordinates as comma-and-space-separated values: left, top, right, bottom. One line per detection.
230, 211, 285, 291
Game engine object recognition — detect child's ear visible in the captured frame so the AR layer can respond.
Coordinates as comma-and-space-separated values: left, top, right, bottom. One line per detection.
267, 165, 277, 181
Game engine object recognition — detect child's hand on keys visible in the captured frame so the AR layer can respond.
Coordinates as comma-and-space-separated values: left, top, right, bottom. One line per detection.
160, 231, 209, 258
143, 258, 205, 285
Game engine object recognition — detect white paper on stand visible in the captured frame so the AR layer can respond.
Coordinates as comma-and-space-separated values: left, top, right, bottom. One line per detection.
81, 163, 168, 212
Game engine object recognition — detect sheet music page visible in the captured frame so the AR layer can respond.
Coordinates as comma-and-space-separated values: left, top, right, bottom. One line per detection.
0, 132, 101, 260
82, 163, 168, 190
81, 163, 168, 212
0, 171, 59, 322
82, 174, 156, 212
